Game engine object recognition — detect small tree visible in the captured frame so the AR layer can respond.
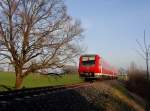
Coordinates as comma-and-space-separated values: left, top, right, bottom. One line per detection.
0, 0, 83, 89
136, 30, 149, 80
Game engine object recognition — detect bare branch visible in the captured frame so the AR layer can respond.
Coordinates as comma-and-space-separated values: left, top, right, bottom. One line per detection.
136, 39, 145, 54
136, 30, 150, 80
143, 30, 148, 51
135, 49, 146, 60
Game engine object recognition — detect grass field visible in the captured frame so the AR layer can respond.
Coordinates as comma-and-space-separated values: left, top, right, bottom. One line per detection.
0, 71, 83, 91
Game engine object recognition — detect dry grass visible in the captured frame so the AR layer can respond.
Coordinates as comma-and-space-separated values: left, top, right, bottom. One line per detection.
93, 81, 145, 111
126, 70, 150, 102
77, 80, 146, 111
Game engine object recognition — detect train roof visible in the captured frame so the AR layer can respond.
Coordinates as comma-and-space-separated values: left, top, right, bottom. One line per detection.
81, 54, 100, 57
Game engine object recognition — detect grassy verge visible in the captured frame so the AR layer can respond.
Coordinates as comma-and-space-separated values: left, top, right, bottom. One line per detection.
78, 80, 146, 111
0, 71, 83, 91
125, 70, 150, 110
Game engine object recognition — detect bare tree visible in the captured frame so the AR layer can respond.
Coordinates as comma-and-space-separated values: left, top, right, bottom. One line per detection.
136, 30, 149, 80
0, 0, 83, 89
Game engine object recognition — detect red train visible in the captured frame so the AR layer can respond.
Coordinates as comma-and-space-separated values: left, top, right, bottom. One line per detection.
78, 54, 118, 80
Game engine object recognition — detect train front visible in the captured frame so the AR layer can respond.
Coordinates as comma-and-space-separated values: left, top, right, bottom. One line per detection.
78, 54, 100, 78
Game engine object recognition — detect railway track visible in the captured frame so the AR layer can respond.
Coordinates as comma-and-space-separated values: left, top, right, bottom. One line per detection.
0, 82, 92, 104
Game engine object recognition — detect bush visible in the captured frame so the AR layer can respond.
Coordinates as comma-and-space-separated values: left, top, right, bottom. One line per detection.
126, 69, 150, 102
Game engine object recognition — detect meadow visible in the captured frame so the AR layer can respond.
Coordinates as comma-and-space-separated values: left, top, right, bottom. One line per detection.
0, 71, 83, 91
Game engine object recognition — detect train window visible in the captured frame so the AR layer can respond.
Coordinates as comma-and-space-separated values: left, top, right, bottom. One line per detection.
82, 56, 95, 66
82, 57, 88, 61
89, 57, 95, 60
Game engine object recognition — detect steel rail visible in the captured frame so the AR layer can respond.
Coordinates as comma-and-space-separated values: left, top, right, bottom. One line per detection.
0, 82, 92, 103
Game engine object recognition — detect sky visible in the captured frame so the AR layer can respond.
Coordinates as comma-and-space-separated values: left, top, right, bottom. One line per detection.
65, 0, 150, 69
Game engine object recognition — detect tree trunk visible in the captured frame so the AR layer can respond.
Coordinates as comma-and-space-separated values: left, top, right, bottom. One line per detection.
146, 61, 149, 80
146, 55, 149, 80
15, 74, 23, 89
15, 66, 24, 89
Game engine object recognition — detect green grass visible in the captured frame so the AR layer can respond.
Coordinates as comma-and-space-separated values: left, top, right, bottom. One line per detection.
0, 71, 83, 91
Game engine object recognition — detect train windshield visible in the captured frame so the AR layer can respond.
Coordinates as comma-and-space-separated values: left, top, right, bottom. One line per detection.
82, 56, 95, 66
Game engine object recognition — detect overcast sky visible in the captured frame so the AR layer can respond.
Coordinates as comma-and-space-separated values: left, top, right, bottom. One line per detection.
66, 0, 150, 69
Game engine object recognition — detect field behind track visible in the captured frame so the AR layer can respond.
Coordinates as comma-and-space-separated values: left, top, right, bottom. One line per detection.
0, 71, 82, 91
